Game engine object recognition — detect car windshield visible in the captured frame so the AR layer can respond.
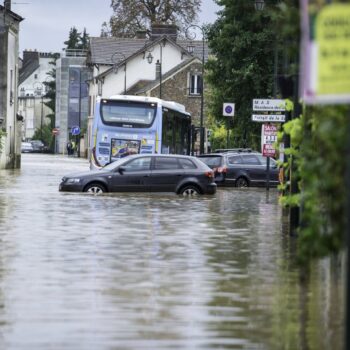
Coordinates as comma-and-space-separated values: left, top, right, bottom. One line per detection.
198, 156, 222, 168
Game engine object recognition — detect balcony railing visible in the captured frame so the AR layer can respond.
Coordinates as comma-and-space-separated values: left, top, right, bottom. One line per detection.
63, 49, 88, 57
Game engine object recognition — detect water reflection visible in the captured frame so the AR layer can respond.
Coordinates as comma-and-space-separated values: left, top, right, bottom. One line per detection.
0, 154, 344, 349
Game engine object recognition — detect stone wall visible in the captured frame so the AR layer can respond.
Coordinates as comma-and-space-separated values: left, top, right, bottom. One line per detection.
149, 62, 206, 127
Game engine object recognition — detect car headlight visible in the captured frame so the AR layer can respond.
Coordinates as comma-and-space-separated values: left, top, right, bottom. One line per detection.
66, 178, 81, 184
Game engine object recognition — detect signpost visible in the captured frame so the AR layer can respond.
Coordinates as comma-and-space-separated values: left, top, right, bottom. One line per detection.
223, 103, 235, 148
300, 2, 350, 104
252, 99, 285, 191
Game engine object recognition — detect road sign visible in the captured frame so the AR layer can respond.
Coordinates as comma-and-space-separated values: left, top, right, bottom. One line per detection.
253, 99, 286, 112
71, 126, 81, 135
252, 114, 286, 122
261, 124, 278, 157
223, 103, 235, 117
52, 127, 60, 135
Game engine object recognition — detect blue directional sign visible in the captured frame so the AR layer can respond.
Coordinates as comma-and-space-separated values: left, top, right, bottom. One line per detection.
71, 126, 81, 135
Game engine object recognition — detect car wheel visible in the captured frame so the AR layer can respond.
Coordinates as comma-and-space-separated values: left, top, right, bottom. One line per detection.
235, 177, 249, 188
180, 185, 201, 196
84, 183, 106, 194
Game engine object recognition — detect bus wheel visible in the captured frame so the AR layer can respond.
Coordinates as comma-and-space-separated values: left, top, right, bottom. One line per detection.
180, 185, 200, 196
84, 183, 106, 194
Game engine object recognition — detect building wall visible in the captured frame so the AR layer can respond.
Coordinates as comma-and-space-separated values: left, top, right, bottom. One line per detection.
19, 54, 54, 94
18, 96, 52, 140
0, 11, 21, 169
55, 55, 89, 154
150, 61, 204, 127
96, 42, 191, 98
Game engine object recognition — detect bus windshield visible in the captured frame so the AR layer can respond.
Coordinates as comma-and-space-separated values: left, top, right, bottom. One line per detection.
100, 100, 157, 128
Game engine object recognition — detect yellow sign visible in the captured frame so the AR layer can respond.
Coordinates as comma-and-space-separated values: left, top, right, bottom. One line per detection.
317, 4, 350, 95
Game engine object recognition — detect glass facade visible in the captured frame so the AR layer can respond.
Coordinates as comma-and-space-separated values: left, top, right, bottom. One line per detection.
68, 67, 89, 129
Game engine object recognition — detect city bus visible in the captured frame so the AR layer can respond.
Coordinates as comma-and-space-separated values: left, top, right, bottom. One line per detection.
90, 95, 192, 168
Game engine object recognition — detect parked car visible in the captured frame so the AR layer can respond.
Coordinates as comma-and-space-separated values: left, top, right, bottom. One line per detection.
198, 150, 279, 187
21, 142, 34, 153
30, 140, 48, 153
59, 154, 217, 195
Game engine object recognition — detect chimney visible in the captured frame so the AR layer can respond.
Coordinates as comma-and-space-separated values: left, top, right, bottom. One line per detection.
22, 50, 40, 67
150, 23, 178, 42
135, 30, 147, 39
4, 0, 11, 10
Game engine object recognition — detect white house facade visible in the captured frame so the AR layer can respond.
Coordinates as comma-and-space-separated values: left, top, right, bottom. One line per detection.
18, 50, 58, 140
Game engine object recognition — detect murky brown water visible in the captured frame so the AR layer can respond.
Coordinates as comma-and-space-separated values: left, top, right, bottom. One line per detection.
0, 154, 345, 349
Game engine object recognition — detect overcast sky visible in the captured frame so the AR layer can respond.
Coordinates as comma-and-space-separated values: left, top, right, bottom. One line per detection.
11, 0, 220, 55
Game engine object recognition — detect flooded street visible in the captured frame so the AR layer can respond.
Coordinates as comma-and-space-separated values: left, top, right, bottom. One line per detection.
0, 154, 345, 349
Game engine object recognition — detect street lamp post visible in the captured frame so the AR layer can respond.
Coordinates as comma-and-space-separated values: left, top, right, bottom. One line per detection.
185, 24, 206, 155
111, 52, 127, 94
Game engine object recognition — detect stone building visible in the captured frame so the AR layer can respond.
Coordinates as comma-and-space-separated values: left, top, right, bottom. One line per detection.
0, 1, 23, 169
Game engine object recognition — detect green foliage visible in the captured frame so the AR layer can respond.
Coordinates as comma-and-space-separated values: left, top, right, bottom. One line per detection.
280, 106, 348, 261
64, 27, 89, 50
32, 124, 54, 152
209, 124, 227, 151
0, 129, 6, 153
206, 0, 299, 149
107, 0, 200, 37
43, 56, 58, 113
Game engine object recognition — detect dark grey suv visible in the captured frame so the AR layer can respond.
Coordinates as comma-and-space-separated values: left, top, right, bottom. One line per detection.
59, 154, 217, 195
198, 151, 279, 187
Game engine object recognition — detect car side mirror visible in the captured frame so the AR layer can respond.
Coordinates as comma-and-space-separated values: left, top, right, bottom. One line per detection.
118, 166, 126, 175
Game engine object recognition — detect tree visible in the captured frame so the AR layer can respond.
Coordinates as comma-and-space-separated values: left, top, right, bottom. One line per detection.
107, 0, 201, 37
41, 54, 59, 152
206, 0, 293, 149
64, 27, 81, 49
79, 28, 89, 50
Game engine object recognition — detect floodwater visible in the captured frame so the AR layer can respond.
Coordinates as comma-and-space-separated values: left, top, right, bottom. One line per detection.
0, 154, 345, 350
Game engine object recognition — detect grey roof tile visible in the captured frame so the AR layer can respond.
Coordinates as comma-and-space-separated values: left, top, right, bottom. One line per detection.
88, 36, 210, 65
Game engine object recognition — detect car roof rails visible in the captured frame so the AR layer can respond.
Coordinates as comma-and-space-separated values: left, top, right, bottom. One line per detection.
213, 148, 253, 153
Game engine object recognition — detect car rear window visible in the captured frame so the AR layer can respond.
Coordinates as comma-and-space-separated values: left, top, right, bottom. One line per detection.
257, 155, 277, 166
227, 155, 242, 165
241, 155, 260, 165
179, 158, 197, 169
198, 156, 222, 168
154, 157, 181, 170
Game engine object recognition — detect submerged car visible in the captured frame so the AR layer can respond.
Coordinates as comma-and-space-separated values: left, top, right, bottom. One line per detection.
59, 154, 217, 195
21, 142, 34, 153
198, 151, 279, 188
30, 140, 48, 153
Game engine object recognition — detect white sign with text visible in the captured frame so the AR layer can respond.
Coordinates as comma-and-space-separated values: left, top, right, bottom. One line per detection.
253, 99, 286, 111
